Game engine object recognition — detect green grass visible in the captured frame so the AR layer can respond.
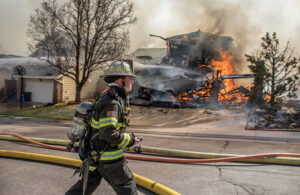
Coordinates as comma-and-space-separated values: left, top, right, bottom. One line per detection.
2, 104, 78, 120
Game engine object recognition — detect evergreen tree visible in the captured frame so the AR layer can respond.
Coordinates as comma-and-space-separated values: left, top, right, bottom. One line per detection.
246, 32, 300, 107
245, 52, 266, 106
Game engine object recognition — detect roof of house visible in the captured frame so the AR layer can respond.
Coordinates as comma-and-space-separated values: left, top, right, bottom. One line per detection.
166, 29, 233, 42
0, 57, 60, 78
0, 54, 23, 58
30, 30, 74, 57
129, 48, 167, 64
130, 48, 167, 58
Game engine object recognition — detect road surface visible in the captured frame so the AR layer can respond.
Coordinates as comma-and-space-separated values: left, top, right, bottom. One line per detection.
1, 117, 300, 194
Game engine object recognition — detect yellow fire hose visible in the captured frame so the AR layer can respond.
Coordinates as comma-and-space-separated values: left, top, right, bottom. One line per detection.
1, 134, 300, 166
0, 150, 181, 195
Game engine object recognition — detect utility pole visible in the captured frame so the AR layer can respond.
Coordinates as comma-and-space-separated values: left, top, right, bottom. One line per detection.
14, 65, 26, 110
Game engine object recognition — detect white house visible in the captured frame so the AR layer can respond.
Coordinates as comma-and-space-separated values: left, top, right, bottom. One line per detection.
0, 57, 106, 104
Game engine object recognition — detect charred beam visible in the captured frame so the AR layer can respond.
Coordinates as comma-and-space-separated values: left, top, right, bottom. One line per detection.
221, 74, 254, 80
149, 34, 167, 41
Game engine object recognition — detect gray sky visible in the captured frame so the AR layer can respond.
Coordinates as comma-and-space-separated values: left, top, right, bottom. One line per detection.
0, 0, 42, 56
0, 0, 299, 58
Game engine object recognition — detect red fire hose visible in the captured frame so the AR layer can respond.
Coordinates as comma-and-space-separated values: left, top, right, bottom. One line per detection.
2, 132, 300, 164
125, 151, 300, 164
2, 133, 69, 151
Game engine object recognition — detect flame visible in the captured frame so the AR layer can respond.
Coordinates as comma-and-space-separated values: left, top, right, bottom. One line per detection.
211, 50, 236, 102
266, 94, 276, 103
211, 50, 249, 104
211, 50, 235, 92
176, 50, 251, 104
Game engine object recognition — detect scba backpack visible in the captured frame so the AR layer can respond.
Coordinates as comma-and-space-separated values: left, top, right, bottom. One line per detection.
67, 101, 94, 160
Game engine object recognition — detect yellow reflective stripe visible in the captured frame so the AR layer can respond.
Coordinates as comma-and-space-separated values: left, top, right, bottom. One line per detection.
99, 117, 117, 128
118, 133, 131, 148
100, 149, 124, 161
117, 65, 123, 71
89, 166, 96, 171
91, 123, 98, 129
91, 118, 100, 129
116, 122, 126, 130
92, 118, 99, 125
125, 65, 130, 71
91, 151, 98, 161
99, 117, 118, 123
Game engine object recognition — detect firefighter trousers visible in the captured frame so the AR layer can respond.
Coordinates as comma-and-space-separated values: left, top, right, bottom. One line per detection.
65, 159, 137, 195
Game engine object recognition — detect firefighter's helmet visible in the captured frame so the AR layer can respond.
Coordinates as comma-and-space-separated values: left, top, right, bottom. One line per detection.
105, 61, 135, 77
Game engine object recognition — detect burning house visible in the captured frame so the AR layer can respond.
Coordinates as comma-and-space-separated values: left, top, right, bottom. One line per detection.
130, 30, 253, 107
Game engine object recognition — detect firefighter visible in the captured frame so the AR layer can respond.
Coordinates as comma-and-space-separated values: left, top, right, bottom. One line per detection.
66, 61, 139, 195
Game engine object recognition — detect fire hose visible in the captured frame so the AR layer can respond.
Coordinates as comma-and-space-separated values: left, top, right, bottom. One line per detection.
1, 133, 300, 165
0, 150, 180, 195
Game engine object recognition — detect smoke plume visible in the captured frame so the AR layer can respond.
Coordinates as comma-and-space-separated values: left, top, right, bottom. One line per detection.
129, 0, 300, 75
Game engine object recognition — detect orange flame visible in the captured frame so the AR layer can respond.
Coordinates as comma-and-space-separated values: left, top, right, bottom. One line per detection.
266, 94, 276, 103
211, 50, 235, 92
176, 50, 251, 104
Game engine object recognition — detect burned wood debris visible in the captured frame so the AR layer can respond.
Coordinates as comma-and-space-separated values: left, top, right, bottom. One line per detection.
130, 30, 254, 108
246, 105, 300, 130
151, 29, 233, 67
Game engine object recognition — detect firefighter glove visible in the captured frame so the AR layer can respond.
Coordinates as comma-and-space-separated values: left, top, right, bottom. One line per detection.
66, 142, 74, 152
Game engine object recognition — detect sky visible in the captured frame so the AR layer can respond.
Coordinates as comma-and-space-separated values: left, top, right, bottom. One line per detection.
0, 0, 299, 60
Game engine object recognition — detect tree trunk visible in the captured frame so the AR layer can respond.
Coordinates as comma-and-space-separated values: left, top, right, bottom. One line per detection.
270, 63, 275, 107
75, 85, 82, 103
250, 84, 265, 107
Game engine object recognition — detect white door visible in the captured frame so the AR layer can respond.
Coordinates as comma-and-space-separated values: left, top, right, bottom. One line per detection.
24, 78, 54, 103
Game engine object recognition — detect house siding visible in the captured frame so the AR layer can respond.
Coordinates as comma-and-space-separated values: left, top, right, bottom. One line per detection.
62, 69, 106, 102
62, 76, 76, 102
81, 69, 105, 99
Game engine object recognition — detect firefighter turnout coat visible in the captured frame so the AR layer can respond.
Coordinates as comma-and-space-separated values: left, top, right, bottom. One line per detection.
65, 84, 137, 195
90, 84, 135, 162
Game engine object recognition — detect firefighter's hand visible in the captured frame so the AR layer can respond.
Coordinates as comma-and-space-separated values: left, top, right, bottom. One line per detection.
127, 133, 142, 147
66, 143, 74, 152
134, 136, 143, 145
133, 136, 143, 153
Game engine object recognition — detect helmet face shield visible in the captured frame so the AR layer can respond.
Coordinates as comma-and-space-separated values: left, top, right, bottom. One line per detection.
105, 61, 135, 77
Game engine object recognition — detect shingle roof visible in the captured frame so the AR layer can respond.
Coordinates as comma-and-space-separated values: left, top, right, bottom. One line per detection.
0, 57, 59, 78
130, 48, 167, 64
131, 48, 167, 58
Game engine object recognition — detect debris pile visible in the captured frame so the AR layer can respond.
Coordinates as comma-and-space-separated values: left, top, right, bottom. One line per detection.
246, 106, 300, 130
131, 30, 253, 107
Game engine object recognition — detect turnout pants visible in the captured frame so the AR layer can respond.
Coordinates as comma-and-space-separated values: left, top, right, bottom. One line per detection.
65, 159, 137, 195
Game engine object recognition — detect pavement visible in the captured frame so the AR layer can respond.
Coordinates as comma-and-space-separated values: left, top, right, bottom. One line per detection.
1, 115, 300, 143
1, 115, 300, 194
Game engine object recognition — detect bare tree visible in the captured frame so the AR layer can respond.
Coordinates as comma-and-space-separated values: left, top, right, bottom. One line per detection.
27, 0, 136, 102
246, 32, 300, 107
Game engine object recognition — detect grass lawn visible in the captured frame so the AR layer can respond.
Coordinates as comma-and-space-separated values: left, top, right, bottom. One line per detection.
2, 104, 78, 120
